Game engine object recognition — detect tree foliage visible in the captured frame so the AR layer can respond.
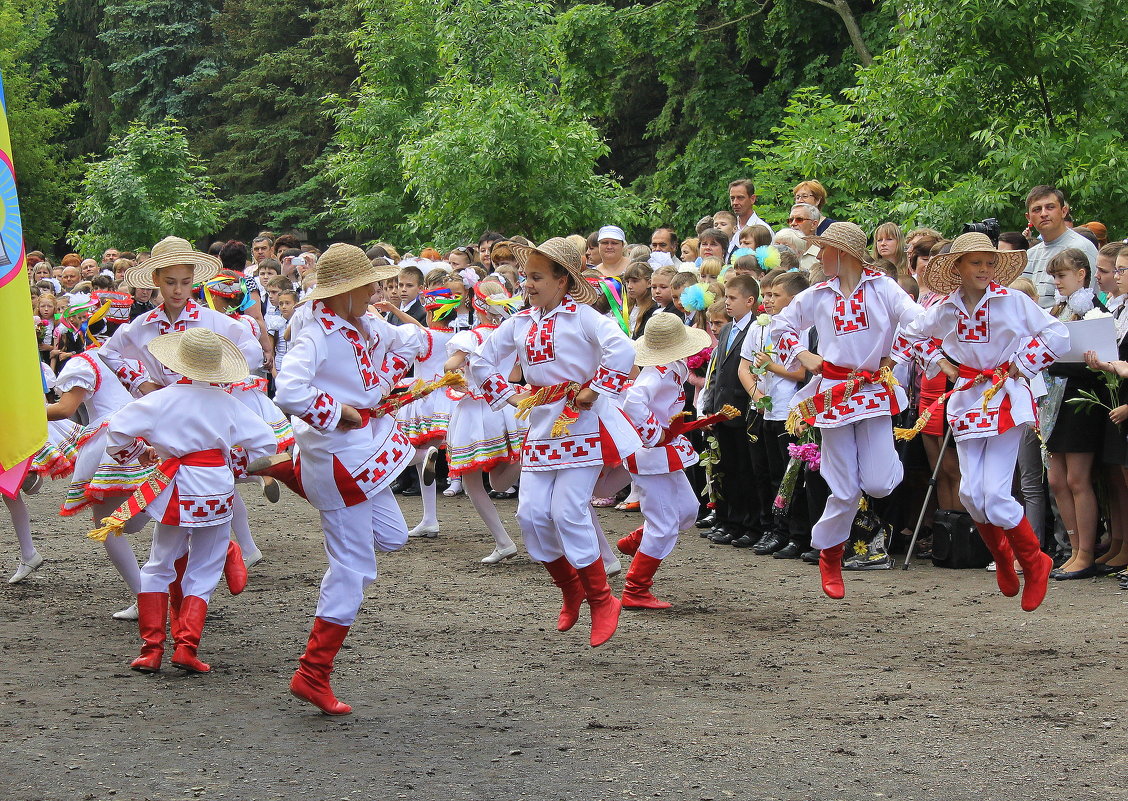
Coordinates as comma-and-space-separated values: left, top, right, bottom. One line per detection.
744, 0, 1128, 234
69, 120, 223, 253
1, 0, 76, 251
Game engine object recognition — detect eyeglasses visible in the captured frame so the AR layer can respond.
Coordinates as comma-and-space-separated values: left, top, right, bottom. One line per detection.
794, 193, 816, 201
1114, 268, 1128, 275
787, 216, 813, 224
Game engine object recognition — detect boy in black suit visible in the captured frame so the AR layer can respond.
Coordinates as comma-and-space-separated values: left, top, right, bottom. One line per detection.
387, 265, 427, 327
703, 274, 760, 544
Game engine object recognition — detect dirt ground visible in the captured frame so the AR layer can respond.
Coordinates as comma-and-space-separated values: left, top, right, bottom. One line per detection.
1, 482, 1126, 801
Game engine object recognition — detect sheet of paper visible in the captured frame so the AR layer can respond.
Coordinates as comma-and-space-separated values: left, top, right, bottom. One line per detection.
1060, 316, 1117, 362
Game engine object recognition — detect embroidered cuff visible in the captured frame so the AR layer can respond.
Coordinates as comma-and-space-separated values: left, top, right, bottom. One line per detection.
381, 352, 412, 390
635, 413, 663, 448
111, 438, 147, 465
591, 365, 630, 398
776, 332, 802, 368
298, 391, 342, 431
480, 373, 515, 409
230, 448, 249, 480
1015, 335, 1058, 378
115, 361, 151, 395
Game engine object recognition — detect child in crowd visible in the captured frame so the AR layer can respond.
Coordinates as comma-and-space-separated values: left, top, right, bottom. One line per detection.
469, 238, 641, 647
739, 269, 810, 555
270, 289, 298, 374
388, 266, 426, 326
623, 261, 655, 339
893, 232, 1064, 610
681, 238, 699, 263
737, 224, 773, 250
713, 211, 737, 240
650, 265, 678, 315
699, 257, 723, 282
669, 271, 698, 325
772, 222, 922, 599
703, 274, 759, 545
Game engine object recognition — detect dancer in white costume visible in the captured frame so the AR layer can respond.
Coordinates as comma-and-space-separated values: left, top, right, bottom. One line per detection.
444, 280, 527, 562
469, 238, 642, 647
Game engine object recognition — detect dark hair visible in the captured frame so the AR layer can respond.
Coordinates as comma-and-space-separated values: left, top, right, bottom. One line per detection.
478, 230, 505, 247
773, 270, 810, 297
733, 254, 760, 274
207, 241, 224, 256
257, 258, 282, 274
623, 262, 653, 282
908, 235, 941, 273
274, 234, 301, 251
698, 227, 730, 252
1047, 247, 1091, 284
652, 226, 679, 252
997, 231, 1029, 251
219, 240, 248, 272
728, 178, 755, 196
399, 265, 425, 285
1073, 226, 1099, 248
585, 231, 600, 249
726, 273, 760, 301
873, 258, 897, 278
277, 289, 300, 304
1026, 184, 1066, 210
91, 274, 114, 290
365, 245, 389, 260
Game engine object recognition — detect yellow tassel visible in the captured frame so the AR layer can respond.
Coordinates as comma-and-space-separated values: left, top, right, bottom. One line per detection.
893, 410, 931, 441
980, 371, 1007, 414
785, 408, 805, 437
880, 365, 900, 388
88, 517, 126, 542
719, 404, 741, 420
550, 419, 572, 438
514, 386, 549, 421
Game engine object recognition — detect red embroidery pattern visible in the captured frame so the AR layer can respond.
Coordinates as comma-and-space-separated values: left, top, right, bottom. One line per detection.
112, 438, 147, 464
1021, 336, 1057, 371
592, 365, 629, 395
315, 302, 338, 333
833, 286, 869, 335
115, 361, 147, 388
382, 352, 410, 387
526, 318, 556, 364
524, 433, 605, 467
776, 332, 800, 361
819, 387, 895, 424
479, 373, 511, 404
956, 305, 990, 343
954, 406, 1007, 434
180, 493, 234, 521
341, 328, 379, 390
299, 392, 337, 429
346, 434, 409, 496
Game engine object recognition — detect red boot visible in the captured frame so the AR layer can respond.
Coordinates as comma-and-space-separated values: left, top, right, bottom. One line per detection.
1003, 517, 1053, 611
616, 527, 643, 556
975, 522, 1020, 597
130, 592, 168, 672
248, 453, 307, 499
621, 552, 671, 610
576, 561, 622, 647
542, 557, 585, 632
290, 617, 352, 715
170, 595, 211, 673
819, 543, 846, 599
168, 553, 188, 642
224, 540, 247, 595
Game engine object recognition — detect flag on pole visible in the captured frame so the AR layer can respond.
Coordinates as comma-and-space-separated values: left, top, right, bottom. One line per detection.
0, 70, 48, 496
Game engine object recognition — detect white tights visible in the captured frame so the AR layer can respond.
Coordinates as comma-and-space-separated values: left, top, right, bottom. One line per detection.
4, 493, 35, 562
92, 500, 144, 594
462, 470, 516, 551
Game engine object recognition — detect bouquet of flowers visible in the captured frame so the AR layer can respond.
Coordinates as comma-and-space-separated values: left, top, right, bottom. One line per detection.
772, 433, 820, 516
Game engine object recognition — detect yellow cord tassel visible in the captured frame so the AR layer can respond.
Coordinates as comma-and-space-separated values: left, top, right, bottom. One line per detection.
880, 365, 899, 388
88, 516, 126, 542
894, 409, 932, 441
785, 408, 806, 437
980, 368, 1008, 414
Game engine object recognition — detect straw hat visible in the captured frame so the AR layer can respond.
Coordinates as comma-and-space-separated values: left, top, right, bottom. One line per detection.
123, 236, 221, 290
510, 237, 599, 305
301, 243, 400, 304
923, 232, 1027, 294
634, 312, 712, 367
146, 328, 249, 384
805, 222, 873, 267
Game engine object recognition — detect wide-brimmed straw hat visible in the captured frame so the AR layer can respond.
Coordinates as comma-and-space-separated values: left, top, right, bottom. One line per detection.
634, 312, 712, 367
123, 236, 221, 290
146, 328, 249, 384
805, 222, 873, 267
923, 232, 1027, 294
510, 237, 598, 305
301, 243, 400, 304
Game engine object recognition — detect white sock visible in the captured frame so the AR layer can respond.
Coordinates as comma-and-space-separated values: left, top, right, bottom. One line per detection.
464, 471, 515, 551
94, 501, 142, 592
416, 464, 439, 528
230, 492, 260, 555
4, 493, 36, 562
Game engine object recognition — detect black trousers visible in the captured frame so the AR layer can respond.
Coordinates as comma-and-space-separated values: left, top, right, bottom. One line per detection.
715, 424, 759, 534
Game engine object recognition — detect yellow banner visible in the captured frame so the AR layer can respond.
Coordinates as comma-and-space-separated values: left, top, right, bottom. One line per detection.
0, 71, 48, 476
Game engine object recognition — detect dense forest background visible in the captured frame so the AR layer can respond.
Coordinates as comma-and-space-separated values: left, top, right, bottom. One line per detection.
6, 0, 1128, 253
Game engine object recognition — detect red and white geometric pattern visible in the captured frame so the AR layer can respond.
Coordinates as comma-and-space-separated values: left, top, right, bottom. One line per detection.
956, 304, 991, 343
479, 373, 512, 406
347, 433, 410, 495
818, 387, 896, 425
525, 317, 556, 365
523, 432, 606, 468
178, 492, 235, 524
833, 286, 869, 335
111, 437, 148, 464
115, 361, 149, 393
591, 365, 629, 396
382, 351, 410, 387
299, 391, 338, 430
1017, 335, 1058, 376
776, 331, 801, 363
341, 328, 380, 390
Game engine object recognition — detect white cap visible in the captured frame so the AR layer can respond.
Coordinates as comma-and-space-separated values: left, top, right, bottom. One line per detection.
597, 225, 626, 243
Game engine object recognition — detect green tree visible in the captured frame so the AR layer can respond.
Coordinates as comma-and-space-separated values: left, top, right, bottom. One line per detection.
744, 0, 1128, 234
69, 119, 223, 254
330, 0, 640, 245
1, 0, 76, 251
189, 0, 361, 240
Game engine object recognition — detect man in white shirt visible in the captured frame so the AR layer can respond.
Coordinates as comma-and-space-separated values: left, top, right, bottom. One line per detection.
727, 179, 774, 256
1022, 185, 1099, 308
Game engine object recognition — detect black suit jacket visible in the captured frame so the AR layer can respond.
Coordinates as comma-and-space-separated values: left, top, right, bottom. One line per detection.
386, 297, 427, 326
704, 320, 750, 427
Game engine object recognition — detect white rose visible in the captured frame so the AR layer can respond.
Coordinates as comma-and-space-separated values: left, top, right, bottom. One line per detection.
1083, 309, 1112, 320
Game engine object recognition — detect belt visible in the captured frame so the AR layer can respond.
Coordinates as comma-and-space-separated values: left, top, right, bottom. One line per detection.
894, 362, 1010, 441
515, 381, 591, 438
787, 361, 899, 434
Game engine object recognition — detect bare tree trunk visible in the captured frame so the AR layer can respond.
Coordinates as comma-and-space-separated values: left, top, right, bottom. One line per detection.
800, 0, 874, 66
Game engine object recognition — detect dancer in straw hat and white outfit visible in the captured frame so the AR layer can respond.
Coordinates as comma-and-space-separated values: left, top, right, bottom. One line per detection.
770, 222, 923, 599
469, 238, 642, 647
274, 244, 420, 715
97, 236, 269, 586
891, 232, 1065, 611
96, 328, 277, 673
617, 312, 712, 609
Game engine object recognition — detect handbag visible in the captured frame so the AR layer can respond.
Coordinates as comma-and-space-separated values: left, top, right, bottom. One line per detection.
930, 509, 992, 569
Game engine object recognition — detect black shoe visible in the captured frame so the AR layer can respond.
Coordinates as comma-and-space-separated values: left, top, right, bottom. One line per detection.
731, 534, 758, 548
1054, 564, 1097, 580
753, 533, 787, 555
773, 541, 803, 559
695, 511, 716, 529
400, 484, 422, 497
710, 529, 739, 545
800, 548, 820, 564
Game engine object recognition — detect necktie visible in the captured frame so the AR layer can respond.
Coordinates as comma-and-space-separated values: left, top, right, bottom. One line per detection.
727, 321, 739, 353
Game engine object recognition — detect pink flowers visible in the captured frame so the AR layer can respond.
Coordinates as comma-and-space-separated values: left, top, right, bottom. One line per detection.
687, 346, 714, 371
787, 441, 821, 471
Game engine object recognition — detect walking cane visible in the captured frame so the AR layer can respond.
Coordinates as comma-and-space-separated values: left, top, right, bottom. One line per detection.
902, 425, 954, 570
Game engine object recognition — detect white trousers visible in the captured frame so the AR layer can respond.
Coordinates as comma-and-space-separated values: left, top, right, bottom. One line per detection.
812, 417, 903, 549
636, 471, 698, 560
139, 523, 229, 601
956, 425, 1025, 529
516, 466, 602, 568
315, 489, 407, 626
